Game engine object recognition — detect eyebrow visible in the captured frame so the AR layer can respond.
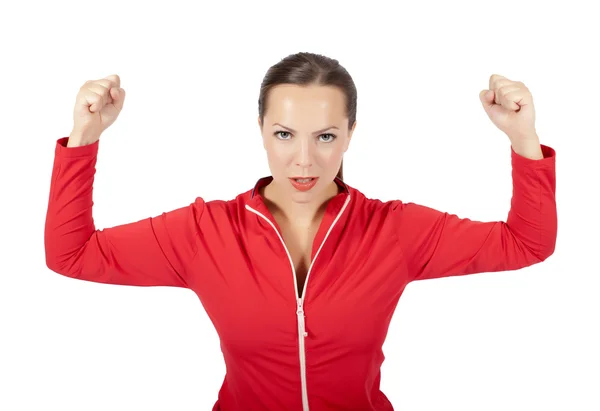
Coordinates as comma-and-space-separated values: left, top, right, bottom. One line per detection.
272, 123, 339, 134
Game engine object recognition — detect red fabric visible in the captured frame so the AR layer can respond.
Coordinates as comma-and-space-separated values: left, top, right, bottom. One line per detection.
45, 136, 557, 410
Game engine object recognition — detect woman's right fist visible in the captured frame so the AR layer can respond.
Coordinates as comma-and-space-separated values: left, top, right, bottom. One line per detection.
70, 74, 126, 145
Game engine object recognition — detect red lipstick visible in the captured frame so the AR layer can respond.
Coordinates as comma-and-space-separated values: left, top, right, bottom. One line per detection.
289, 177, 318, 192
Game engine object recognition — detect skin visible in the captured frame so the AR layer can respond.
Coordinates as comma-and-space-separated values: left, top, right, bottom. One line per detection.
257, 84, 356, 228
479, 74, 543, 160
68, 74, 542, 224
67, 74, 542, 296
254, 74, 542, 234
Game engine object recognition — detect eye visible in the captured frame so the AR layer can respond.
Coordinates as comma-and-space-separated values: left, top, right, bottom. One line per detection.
274, 131, 291, 140
319, 133, 337, 143
273, 130, 337, 143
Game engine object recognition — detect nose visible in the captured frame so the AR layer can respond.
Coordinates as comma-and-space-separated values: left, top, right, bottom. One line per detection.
295, 137, 312, 168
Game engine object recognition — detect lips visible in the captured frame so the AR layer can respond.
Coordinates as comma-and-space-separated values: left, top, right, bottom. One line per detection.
291, 177, 316, 182
289, 177, 319, 191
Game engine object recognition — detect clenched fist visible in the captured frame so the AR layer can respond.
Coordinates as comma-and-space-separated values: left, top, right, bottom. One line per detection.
479, 74, 536, 141
68, 74, 126, 146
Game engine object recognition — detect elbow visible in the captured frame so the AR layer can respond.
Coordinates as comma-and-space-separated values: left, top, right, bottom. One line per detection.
45, 254, 66, 276
45, 240, 63, 275
45, 258, 80, 280
44, 233, 76, 277
538, 240, 556, 262
509, 227, 556, 266
44, 232, 62, 274
530, 233, 557, 263
539, 225, 558, 261
44, 247, 75, 278
538, 215, 558, 262
44, 235, 91, 281
44, 244, 59, 273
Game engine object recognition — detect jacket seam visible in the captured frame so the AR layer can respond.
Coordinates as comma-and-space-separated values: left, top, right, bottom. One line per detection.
190, 201, 204, 261
149, 216, 189, 287
189, 201, 206, 284
390, 203, 413, 282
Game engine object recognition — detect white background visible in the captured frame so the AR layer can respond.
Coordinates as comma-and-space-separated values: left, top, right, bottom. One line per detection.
1, 1, 599, 410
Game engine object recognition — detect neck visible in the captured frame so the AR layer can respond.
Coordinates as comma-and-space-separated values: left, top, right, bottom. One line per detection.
261, 179, 340, 226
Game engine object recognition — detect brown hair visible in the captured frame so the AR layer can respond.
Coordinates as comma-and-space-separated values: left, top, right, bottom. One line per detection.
258, 52, 357, 181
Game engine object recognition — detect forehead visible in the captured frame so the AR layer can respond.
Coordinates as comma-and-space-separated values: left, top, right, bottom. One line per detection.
266, 84, 346, 120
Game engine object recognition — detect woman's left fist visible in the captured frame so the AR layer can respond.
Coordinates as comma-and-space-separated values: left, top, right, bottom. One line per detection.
480, 74, 537, 142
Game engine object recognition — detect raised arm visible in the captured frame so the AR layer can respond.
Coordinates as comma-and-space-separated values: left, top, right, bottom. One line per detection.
44, 137, 205, 288
393, 143, 556, 282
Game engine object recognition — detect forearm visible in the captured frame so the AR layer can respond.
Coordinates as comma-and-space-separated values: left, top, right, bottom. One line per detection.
510, 133, 544, 160
66, 130, 100, 147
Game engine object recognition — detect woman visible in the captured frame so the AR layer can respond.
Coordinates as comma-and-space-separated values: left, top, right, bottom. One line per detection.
44, 52, 557, 411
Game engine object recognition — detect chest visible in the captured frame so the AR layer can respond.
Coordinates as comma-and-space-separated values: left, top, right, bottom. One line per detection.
190, 201, 411, 355
277, 222, 319, 298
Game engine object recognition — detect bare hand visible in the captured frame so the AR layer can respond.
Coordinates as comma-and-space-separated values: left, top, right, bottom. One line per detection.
479, 74, 537, 143
70, 74, 126, 144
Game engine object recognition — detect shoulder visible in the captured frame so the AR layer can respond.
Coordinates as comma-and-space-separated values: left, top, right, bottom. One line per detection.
346, 184, 403, 211
191, 187, 257, 226
188, 186, 254, 211
346, 184, 439, 224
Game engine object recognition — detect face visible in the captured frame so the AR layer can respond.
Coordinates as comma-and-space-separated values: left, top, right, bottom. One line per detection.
258, 84, 356, 204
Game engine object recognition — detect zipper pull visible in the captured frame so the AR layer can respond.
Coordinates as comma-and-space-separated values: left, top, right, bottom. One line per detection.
297, 299, 308, 338
296, 298, 304, 317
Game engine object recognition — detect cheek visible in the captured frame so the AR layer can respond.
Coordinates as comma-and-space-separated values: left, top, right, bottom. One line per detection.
265, 143, 294, 167
315, 145, 343, 166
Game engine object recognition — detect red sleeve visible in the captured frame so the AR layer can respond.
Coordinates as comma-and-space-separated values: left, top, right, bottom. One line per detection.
392, 143, 557, 282
44, 137, 205, 288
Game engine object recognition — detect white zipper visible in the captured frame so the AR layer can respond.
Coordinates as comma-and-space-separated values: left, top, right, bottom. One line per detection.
245, 195, 351, 411
296, 298, 309, 409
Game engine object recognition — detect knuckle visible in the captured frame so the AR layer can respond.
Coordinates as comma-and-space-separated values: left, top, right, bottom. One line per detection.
99, 83, 111, 96
81, 80, 99, 92
490, 73, 503, 82
97, 79, 117, 93
90, 89, 104, 103
105, 74, 120, 87
89, 90, 101, 101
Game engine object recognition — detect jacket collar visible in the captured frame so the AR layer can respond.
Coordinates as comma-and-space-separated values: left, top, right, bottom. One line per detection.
244, 176, 352, 239
241, 177, 354, 298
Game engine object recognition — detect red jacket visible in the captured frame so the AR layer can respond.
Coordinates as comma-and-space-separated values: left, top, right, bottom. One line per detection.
45, 136, 557, 411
